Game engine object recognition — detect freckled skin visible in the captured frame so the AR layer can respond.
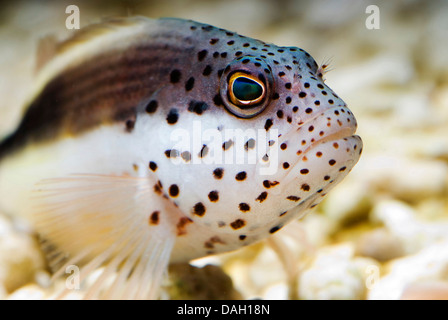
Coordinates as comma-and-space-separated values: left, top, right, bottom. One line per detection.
0, 17, 362, 272
129, 18, 362, 260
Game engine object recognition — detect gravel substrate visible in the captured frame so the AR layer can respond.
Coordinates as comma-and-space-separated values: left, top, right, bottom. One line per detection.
1, 0, 447, 300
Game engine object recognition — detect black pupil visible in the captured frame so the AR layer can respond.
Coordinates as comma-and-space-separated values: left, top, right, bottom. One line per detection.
232, 77, 263, 101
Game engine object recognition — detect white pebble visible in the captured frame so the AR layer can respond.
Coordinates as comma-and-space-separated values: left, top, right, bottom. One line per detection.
372, 199, 448, 254
298, 244, 372, 300
368, 240, 448, 300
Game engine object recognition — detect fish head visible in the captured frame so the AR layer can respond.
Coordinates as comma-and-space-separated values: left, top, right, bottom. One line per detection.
138, 22, 362, 243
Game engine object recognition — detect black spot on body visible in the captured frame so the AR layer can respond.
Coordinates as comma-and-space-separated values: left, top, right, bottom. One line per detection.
269, 226, 282, 234
197, 50, 208, 61
149, 211, 160, 225
222, 139, 233, 150
277, 110, 284, 118
188, 100, 209, 115
264, 119, 273, 131
153, 180, 163, 195
169, 184, 179, 197
213, 94, 223, 106
244, 139, 256, 150
202, 65, 212, 76
213, 168, 224, 179
256, 191, 268, 203
167, 109, 179, 124
199, 144, 209, 158
239, 203, 250, 212
185, 77, 195, 91
263, 180, 279, 188
208, 190, 219, 202
165, 149, 179, 158
145, 100, 158, 114
170, 70, 181, 83
235, 171, 247, 181
230, 219, 246, 230
192, 202, 206, 217
181, 151, 191, 162
125, 119, 135, 132
149, 161, 157, 171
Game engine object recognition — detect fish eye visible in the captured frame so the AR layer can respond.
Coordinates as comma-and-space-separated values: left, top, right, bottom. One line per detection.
229, 73, 265, 106
220, 56, 273, 119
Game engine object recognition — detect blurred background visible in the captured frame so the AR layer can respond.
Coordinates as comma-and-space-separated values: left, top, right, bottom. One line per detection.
0, 0, 447, 299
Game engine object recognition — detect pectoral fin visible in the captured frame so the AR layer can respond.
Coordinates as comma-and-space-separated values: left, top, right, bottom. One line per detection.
31, 174, 179, 299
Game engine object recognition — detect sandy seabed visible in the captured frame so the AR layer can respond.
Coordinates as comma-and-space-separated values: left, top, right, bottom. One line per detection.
0, 0, 447, 300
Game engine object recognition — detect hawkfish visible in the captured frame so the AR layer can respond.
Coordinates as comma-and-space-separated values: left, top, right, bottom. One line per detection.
0, 17, 362, 299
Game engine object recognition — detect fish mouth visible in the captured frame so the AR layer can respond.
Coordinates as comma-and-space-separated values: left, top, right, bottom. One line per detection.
296, 105, 360, 156
304, 126, 358, 155
278, 105, 362, 195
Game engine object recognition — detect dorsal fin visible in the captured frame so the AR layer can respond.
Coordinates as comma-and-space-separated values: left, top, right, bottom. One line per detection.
55, 16, 149, 56
35, 35, 59, 74
34, 17, 149, 74
24, 16, 156, 118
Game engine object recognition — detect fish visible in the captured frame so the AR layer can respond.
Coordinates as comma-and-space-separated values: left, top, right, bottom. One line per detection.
0, 16, 362, 299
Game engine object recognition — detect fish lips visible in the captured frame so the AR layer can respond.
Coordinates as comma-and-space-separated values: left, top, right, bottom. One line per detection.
277, 105, 363, 209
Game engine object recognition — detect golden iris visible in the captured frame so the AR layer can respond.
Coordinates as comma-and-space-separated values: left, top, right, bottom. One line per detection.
229, 73, 265, 107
